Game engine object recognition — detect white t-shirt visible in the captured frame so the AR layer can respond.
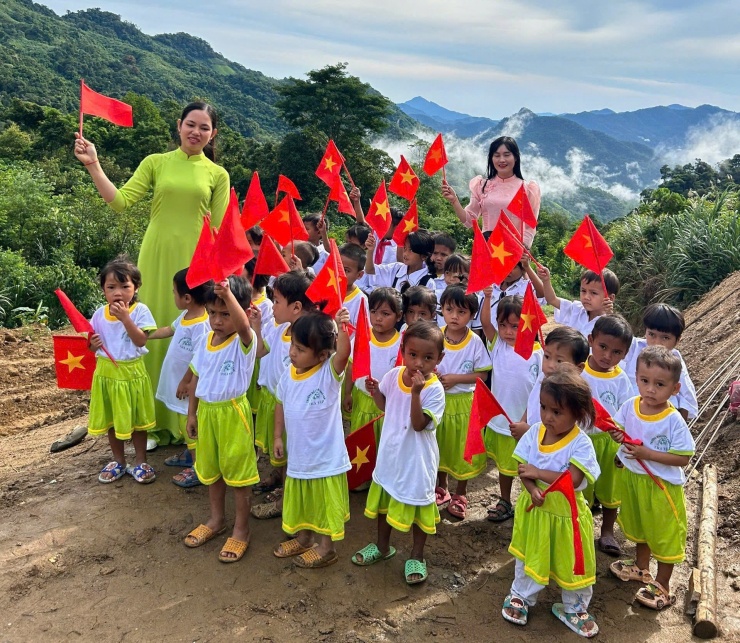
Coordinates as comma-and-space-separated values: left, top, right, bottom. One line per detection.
580, 362, 633, 432
314, 243, 330, 274
90, 303, 157, 360
276, 359, 350, 479
488, 337, 542, 434
437, 328, 491, 394
190, 330, 256, 403
373, 367, 446, 505
343, 286, 369, 330
513, 424, 600, 492
613, 397, 695, 485
257, 320, 292, 394
554, 299, 600, 338
156, 311, 210, 414
371, 263, 434, 293
252, 291, 274, 330
374, 239, 399, 265
472, 277, 544, 331
526, 371, 545, 426
350, 329, 402, 394
620, 338, 698, 419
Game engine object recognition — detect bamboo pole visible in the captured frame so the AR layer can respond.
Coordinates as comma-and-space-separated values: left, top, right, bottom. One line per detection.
692, 464, 719, 639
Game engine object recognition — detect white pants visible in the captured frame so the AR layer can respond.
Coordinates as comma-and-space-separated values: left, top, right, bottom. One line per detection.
510, 560, 593, 613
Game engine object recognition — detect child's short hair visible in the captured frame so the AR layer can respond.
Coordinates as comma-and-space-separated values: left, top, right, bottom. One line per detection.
339, 243, 366, 272
99, 255, 142, 299
433, 232, 456, 253
443, 254, 470, 276
273, 270, 316, 310
402, 285, 437, 317
243, 258, 270, 292
204, 275, 252, 309
403, 319, 444, 355
440, 285, 479, 317
544, 326, 589, 364
591, 314, 634, 348
636, 345, 682, 383
581, 268, 619, 297
246, 225, 263, 244
290, 241, 320, 268
173, 268, 208, 305
642, 303, 685, 340
291, 312, 337, 356
346, 224, 370, 245
496, 295, 523, 323
540, 365, 595, 430
302, 212, 328, 230
406, 229, 436, 275
368, 287, 402, 317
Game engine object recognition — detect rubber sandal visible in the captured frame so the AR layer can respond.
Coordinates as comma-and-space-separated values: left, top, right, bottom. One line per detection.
183, 524, 226, 548
502, 594, 528, 626
487, 498, 514, 522
98, 461, 126, 484
635, 581, 677, 611
164, 449, 193, 468
447, 494, 468, 519
294, 547, 338, 569
435, 486, 451, 507
264, 487, 284, 503
404, 559, 428, 585
552, 603, 599, 638
219, 537, 249, 563
50, 425, 87, 453
274, 538, 312, 558
351, 543, 397, 566
250, 500, 282, 520
172, 467, 201, 488
126, 463, 156, 484
597, 535, 622, 557
609, 558, 653, 583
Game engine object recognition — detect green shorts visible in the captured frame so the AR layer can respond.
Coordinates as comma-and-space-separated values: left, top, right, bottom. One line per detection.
364, 482, 440, 535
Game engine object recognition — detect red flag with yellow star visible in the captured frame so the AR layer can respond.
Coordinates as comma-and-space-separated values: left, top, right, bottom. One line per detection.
345, 414, 382, 489
351, 301, 372, 381
487, 215, 524, 286
260, 195, 309, 247
423, 133, 448, 176
391, 199, 418, 245
306, 239, 347, 316
466, 219, 498, 294
514, 282, 547, 360
464, 379, 512, 463
365, 180, 392, 240
507, 182, 538, 229
241, 171, 269, 230
315, 139, 345, 186
53, 335, 95, 389
253, 237, 290, 280
328, 175, 355, 216
388, 155, 420, 201
563, 215, 613, 275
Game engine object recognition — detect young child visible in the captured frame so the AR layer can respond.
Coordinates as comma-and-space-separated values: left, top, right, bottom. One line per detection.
581, 314, 634, 556
402, 286, 437, 328
183, 276, 258, 563
435, 287, 490, 519
282, 240, 319, 273
435, 254, 469, 324
503, 367, 600, 637
303, 212, 331, 273
480, 293, 542, 523
343, 288, 403, 444
352, 321, 446, 585
345, 223, 371, 248
150, 268, 210, 487
272, 309, 352, 568
431, 232, 457, 295
621, 303, 698, 421
365, 229, 435, 293
89, 255, 157, 484
538, 266, 618, 338
251, 270, 316, 518
610, 346, 695, 610
245, 225, 263, 256
339, 243, 369, 329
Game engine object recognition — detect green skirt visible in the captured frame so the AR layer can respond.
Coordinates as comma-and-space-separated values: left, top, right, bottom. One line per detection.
438, 391, 486, 480
484, 428, 518, 476
508, 483, 596, 590
88, 356, 156, 440
254, 389, 287, 467
364, 482, 440, 535
194, 394, 259, 487
583, 431, 621, 508
350, 387, 384, 445
616, 468, 687, 564
246, 358, 262, 412
282, 473, 350, 541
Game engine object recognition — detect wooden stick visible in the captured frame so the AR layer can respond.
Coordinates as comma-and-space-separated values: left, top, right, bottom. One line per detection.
500, 216, 544, 269
78, 79, 84, 137
342, 162, 356, 189
692, 464, 719, 639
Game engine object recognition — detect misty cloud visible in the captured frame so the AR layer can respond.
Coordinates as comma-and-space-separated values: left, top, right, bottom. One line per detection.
657, 114, 740, 166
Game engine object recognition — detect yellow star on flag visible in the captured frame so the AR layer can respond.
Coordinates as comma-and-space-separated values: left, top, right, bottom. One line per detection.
351, 445, 371, 471
519, 312, 535, 333
582, 234, 593, 248
326, 268, 338, 291
490, 241, 513, 264
323, 155, 338, 172
279, 209, 290, 223
373, 200, 390, 220
400, 169, 416, 185
402, 219, 416, 233
60, 351, 86, 373
429, 149, 442, 162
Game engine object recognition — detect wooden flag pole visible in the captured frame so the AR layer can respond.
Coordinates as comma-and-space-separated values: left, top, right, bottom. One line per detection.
78, 79, 84, 137
342, 161, 356, 189
500, 216, 544, 270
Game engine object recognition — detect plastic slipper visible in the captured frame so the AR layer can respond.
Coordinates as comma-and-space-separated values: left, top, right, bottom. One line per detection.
98, 461, 126, 484
146, 438, 158, 452
351, 543, 397, 566
251, 500, 282, 520
274, 538, 312, 558
502, 594, 528, 626
487, 498, 514, 523
447, 494, 468, 519
404, 559, 428, 585
552, 603, 599, 638
609, 558, 653, 583
164, 449, 193, 468
184, 524, 226, 548
126, 463, 156, 484
435, 486, 451, 507
50, 425, 87, 453
219, 537, 249, 563
172, 467, 201, 488
294, 547, 338, 569
597, 535, 622, 557
635, 581, 677, 610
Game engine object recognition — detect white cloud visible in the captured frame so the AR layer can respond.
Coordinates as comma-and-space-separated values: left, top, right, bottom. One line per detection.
658, 114, 740, 166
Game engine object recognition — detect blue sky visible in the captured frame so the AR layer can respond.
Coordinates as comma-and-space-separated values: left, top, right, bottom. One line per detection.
42, 0, 740, 118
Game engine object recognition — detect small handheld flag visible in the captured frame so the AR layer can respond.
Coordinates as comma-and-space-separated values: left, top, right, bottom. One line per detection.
514, 282, 547, 360
391, 199, 418, 246
79, 80, 133, 134
345, 415, 383, 489
423, 134, 448, 177
53, 335, 95, 390
388, 155, 420, 201
463, 379, 512, 463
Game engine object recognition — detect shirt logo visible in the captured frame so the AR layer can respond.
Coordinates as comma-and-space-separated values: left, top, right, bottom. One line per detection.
220, 360, 235, 376
306, 389, 326, 406
529, 363, 540, 379
650, 435, 672, 452
600, 391, 617, 409
461, 359, 474, 374
178, 337, 193, 352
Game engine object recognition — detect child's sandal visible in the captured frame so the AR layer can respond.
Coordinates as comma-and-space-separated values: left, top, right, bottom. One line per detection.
183, 524, 226, 548
351, 543, 396, 566
552, 603, 599, 638
447, 494, 468, 519
98, 461, 126, 484
404, 559, 428, 585
502, 594, 528, 626
609, 558, 653, 583
274, 538, 312, 558
635, 581, 676, 610
218, 537, 249, 563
